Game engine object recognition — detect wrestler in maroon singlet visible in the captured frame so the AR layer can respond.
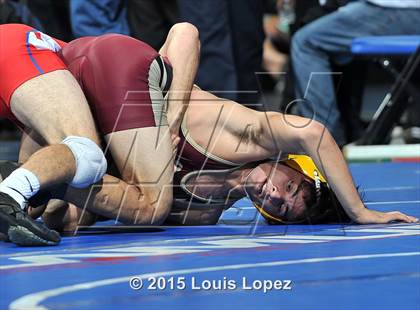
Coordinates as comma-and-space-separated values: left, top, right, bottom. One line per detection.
59, 34, 235, 201
59, 34, 172, 135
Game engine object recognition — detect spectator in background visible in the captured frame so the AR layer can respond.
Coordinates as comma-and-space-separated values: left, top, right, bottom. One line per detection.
127, 0, 178, 51
0, 0, 43, 30
178, 0, 265, 105
70, 0, 129, 37
291, 0, 420, 146
27, 0, 73, 41
279, 0, 368, 143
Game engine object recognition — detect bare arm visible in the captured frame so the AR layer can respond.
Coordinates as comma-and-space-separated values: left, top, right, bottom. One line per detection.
159, 23, 200, 135
258, 112, 418, 224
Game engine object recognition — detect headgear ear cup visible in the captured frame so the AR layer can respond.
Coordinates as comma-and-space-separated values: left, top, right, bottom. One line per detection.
284, 155, 326, 183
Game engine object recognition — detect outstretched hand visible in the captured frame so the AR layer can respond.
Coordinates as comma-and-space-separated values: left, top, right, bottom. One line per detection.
355, 208, 419, 224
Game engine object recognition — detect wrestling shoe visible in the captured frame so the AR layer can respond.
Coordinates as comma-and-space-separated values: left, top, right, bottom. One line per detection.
0, 192, 61, 246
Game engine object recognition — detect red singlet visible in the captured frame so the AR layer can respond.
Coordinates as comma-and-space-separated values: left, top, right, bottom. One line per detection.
0, 24, 67, 118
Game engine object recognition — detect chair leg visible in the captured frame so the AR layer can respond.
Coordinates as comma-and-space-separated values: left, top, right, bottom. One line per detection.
357, 46, 420, 145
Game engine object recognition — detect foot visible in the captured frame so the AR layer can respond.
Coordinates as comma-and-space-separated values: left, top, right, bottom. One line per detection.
0, 192, 61, 246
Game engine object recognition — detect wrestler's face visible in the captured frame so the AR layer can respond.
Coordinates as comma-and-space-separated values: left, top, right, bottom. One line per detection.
245, 162, 316, 223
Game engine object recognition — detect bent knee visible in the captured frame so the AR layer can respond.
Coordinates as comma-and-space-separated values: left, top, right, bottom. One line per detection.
292, 25, 319, 53
292, 19, 331, 53
61, 136, 107, 188
291, 29, 306, 53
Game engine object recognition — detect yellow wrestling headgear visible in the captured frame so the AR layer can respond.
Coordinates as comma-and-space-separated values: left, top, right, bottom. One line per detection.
253, 155, 328, 224
283, 155, 326, 183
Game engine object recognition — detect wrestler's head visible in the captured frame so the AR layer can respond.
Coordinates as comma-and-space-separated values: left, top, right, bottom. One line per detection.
243, 156, 350, 224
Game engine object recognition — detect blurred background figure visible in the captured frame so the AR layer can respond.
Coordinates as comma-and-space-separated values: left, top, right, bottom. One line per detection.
127, 0, 178, 51
291, 0, 420, 146
27, 0, 73, 41
0, 0, 43, 30
70, 0, 129, 37
1, 0, 418, 157
177, 0, 265, 105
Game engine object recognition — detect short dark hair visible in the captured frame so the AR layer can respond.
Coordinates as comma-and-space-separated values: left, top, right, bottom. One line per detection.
265, 182, 352, 225
302, 183, 352, 224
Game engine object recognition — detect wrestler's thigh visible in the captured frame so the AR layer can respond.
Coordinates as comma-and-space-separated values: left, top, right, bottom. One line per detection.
105, 126, 174, 207
10, 70, 100, 145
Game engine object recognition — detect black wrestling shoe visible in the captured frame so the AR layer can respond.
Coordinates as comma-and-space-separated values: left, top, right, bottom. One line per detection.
0, 192, 61, 246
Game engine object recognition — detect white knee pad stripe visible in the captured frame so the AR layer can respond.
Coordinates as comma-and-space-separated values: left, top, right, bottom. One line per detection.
61, 136, 107, 188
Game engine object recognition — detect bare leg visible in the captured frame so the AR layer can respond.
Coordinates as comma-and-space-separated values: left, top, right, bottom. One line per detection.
35, 124, 180, 227
0, 70, 103, 245
18, 130, 45, 164
11, 70, 101, 185
17, 126, 103, 234
20, 132, 97, 232
36, 131, 181, 231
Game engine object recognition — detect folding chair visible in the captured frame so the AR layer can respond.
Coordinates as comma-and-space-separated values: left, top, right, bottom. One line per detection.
351, 35, 420, 145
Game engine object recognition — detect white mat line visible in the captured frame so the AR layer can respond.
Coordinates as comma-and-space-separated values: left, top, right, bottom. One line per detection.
10, 251, 420, 310
363, 186, 420, 192
231, 200, 420, 211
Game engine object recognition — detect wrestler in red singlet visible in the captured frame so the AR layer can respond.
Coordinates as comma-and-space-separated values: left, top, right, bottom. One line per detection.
0, 24, 67, 119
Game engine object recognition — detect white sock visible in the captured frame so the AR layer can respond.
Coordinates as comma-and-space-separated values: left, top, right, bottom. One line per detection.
0, 168, 40, 209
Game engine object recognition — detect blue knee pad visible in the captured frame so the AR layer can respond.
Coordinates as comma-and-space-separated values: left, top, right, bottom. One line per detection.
61, 136, 107, 188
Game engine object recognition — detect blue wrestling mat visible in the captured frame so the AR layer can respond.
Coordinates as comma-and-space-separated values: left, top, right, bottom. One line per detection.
1, 162, 419, 310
